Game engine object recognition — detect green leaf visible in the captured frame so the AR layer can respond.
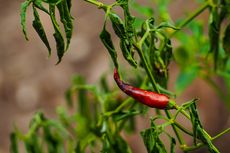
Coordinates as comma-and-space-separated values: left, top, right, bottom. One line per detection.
65, 88, 73, 107
109, 13, 126, 39
10, 133, 19, 153
120, 39, 137, 67
120, 0, 135, 39
33, 0, 49, 14
113, 110, 141, 121
189, 102, 220, 153
100, 24, 118, 68
20, 0, 32, 40
57, 0, 73, 50
208, 7, 220, 70
49, 4, 65, 64
24, 133, 43, 153
66, 0, 72, 11
223, 23, 230, 55
141, 126, 167, 153
175, 65, 200, 95
32, 6, 51, 56
43, 0, 62, 4
170, 137, 176, 153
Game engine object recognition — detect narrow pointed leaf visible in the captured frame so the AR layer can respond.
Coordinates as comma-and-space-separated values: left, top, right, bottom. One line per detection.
223, 23, 230, 55
120, 39, 137, 67
10, 133, 19, 153
49, 4, 65, 64
34, 0, 49, 14
109, 13, 126, 39
57, 0, 73, 50
32, 6, 51, 56
20, 0, 32, 40
100, 24, 118, 68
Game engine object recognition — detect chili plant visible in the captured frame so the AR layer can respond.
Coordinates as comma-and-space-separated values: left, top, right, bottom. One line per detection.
10, 0, 230, 152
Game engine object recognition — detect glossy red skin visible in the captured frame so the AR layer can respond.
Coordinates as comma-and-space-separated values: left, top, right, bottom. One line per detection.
114, 68, 169, 109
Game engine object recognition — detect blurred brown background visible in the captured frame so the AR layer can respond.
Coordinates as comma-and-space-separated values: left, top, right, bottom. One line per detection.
0, 0, 230, 153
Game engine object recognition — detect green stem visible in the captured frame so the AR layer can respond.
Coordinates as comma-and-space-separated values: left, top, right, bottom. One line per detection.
84, 0, 107, 10
133, 43, 159, 93
170, 2, 209, 37
173, 121, 194, 137
182, 128, 230, 152
134, 42, 186, 145
165, 111, 185, 145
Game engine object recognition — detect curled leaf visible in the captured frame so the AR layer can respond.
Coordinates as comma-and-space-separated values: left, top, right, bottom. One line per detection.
100, 24, 118, 68
109, 13, 126, 39
120, 39, 137, 67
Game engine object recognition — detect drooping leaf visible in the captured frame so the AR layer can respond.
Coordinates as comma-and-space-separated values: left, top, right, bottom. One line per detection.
141, 126, 167, 153
100, 24, 118, 68
189, 102, 220, 153
10, 133, 19, 153
20, 0, 32, 40
57, 0, 73, 50
49, 4, 65, 64
33, 0, 49, 14
120, 0, 135, 39
120, 39, 137, 67
109, 13, 126, 39
208, 7, 220, 70
32, 6, 51, 56
66, 0, 72, 11
223, 23, 230, 55
24, 133, 43, 153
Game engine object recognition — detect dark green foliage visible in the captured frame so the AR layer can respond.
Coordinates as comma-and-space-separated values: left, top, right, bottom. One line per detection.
32, 6, 51, 56
100, 24, 119, 68
16, 0, 230, 153
20, 0, 74, 64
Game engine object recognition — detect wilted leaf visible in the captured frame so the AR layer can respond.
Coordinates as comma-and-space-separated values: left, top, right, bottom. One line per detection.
100, 24, 118, 68
109, 13, 126, 39
141, 126, 167, 153
120, 39, 137, 67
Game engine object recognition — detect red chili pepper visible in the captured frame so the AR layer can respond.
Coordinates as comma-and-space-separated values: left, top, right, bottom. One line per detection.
114, 68, 175, 109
